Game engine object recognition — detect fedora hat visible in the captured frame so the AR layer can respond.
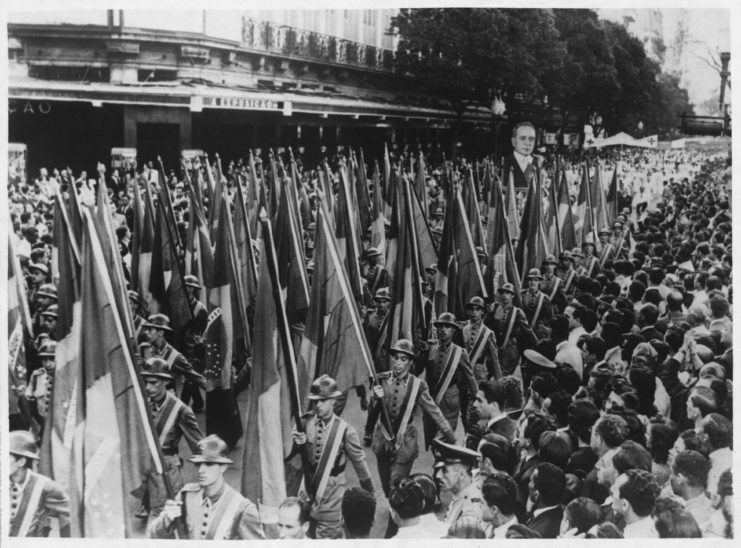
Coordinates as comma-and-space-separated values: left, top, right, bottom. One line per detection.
434, 312, 460, 329
141, 357, 173, 381
189, 434, 233, 464
390, 338, 417, 359
307, 374, 343, 400
9, 430, 40, 460
498, 283, 516, 295
143, 313, 173, 332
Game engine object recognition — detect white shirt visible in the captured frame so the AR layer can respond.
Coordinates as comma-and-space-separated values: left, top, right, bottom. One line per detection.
623, 516, 658, 538
513, 151, 533, 174
555, 340, 583, 379
568, 326, 586, 346
489, 516, 518, 538
707, 447, 732, 496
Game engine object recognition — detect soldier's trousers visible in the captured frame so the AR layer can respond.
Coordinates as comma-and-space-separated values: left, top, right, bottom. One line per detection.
307, 474, 346, 539
146, 455, 184, 517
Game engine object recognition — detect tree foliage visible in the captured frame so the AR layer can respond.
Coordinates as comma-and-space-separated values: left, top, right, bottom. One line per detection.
392, 8, 693, 138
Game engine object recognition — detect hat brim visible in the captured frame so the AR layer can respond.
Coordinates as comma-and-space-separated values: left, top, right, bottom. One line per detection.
10, 449, 40, 460
189, 455, 233, 464
184, 283, 201, 290
38, 353, 55, 358
527, 275, 544, 280
433, 320, 459, 329
390, 349, 417, 359
141, 372, 173, 381
498, 288, 516, 295
308, 390, 343, 400
465, 303, 485, 310
143, 322, 173, 332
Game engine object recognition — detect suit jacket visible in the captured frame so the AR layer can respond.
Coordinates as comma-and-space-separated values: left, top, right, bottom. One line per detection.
527, 505, 564, 539
513, 455, 541, 499
567, 446, 599, 479
502, 153, 535, 191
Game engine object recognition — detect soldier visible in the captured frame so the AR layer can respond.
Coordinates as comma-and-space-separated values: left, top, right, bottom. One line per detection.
540, 255, 566, 313
362, 247, 388, 294
598, 227, 614, 267
182, 275, 207, 411
370, 339, 456, 497
183, 275, 208, 333
462, 297, 502, 384
521, 268, 553, 341
138, 358, 203, 519
559, 251, 577, 295
580, 237, 600, 278
25, 341, 56, 426
26, 262, 49, 307
417, 312, 478, 441
39, 304, 58, 341
292, 375, 375, 539
31, 283, 56, 336
9, 430, 70, 537
364, 287, 392, 370
432, 439, 484, 528
148, 435, 264, 540
485, 283, 535, 377
476, 247, 488, 280
143, 313, 206, 398
430, 205, 445, 233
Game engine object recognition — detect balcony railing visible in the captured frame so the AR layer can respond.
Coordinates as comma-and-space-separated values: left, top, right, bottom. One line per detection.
241, 17, 394, 72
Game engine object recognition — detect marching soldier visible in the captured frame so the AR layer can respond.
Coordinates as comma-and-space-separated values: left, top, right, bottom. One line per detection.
25, 341, 56, 425
364, 287, 392, 370
580, 236, 600, 278
148, 435, 264, 540
485, 283, 536, 377
559, 251, 577, 295
128, 290, 147, 343
597, 227, 614, 267
462, 297, 502, 384
540, 255, 566, 313
31, 283, 56, 336
39, 304, 58, 341
139, 358, 203, 519
9, 430, 70, 537
143, 313, 206, 398
521, 268, 553, 341
183, 275, 208, 333
370, 339, 456, 497
432, 440, 484, 528
26, 262, 49, 308
292, 375, 375, 539
182, 275, 208, 411
362, 247, 389, 295
417, 312, 478, 441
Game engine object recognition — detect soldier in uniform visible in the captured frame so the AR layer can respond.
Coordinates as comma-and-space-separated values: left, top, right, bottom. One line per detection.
362, 247, 389, 296
370, 339, 456, 497
183, 275, 208, 333
139, 358, 203, 519
485, 283, 535, 377
9, 430, 70, 537
26, 262, 49, 309
31, 283, 56, 337
540, 255, 566, 313
25, 341, 56, 426
598, 227, 614, 267
292, 375, 375, 539
143, 313, 206, 398
462, 297, 502, 384
417, 312, 477, 441
521, 268, 553, 341
432, 439, 484, 528
39, 304, 58, 341
182, 275, 208, 411
364, 287, 392, 370
580, 237, 600, 278
148, 435, 264, 540
430, 206, 445, 234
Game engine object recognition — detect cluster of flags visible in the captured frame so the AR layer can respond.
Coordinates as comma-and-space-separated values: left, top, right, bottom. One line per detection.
6, 144, 625, 537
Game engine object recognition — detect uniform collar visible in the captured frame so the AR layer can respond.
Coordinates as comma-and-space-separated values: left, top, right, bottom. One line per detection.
201, 483, 227, 507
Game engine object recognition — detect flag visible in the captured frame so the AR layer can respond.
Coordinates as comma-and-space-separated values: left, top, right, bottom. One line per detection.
8, 236, 34, 426
414, 151, 429, 218
298, 203, 373, 405
335, 163, 364, 301
131, 179, 156, 316
369, 161, 387, 265
504, 170, 520, 240
606, 162, 620, 225
241, 223, 289, 516
247, 150, 261, 235
590, 159, 609, 234
409, 175, 438, 269
557, 168, 578, 252
69, 209, 163, 537
544, 166, 562, 257
184, 184, 214, 295
39, 191, 82, 491
233, 174, 259, 323
576, 161, 594, 245
355, 149, 373, 233
462, 167, 485, 249
485, 176, 522, 306
156, 156, 182, 251
516, 167, 548, 282
204, 196, 243, 449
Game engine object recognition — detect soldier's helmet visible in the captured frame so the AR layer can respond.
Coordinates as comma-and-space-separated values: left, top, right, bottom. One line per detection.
37, 340, 57, 358
189, 435, 233, 464
184, 275, 201, 290
390, 338, 417, 359
36, 283, 58, 300
143, 313, 173, 332
141, 357, 173, 381
9, 430, 40, 461
307, 374, 343, 400
434, 312, 460, 329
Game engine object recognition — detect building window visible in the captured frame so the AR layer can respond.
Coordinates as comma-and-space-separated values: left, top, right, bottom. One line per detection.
363, 10, 372, 26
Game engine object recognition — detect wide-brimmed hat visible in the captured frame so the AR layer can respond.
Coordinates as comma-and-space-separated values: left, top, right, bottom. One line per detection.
141, 357, 173, 381
571, 247, 584, 258
36, 283, 58, 300
307, 374, 343, 400
28, 262, 48, 275
37, 340, 57, 358
390, 339, 417, 359
143, 313, 173, 332
374, 287, 391, 302
498, 283, 516, 295
526, 268, 543, 280
40, 304, 58, 319
9, 430, 39, 460
434, 312, 460, 329
542, 255, 558, 266
189, 435, 233, 464
184, 275, 201, 290
127, 289, 141, 304
465, 296, 486, 310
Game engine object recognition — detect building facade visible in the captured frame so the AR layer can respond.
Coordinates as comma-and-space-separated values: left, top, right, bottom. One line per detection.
8, 9, 492, 176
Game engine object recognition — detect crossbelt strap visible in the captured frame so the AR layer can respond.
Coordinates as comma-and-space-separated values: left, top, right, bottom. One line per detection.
16, 475, 45, 537
530, 293, 545, 329
433, 346, 463, 405
209, 488, 243, 540
157, 398, 184, 446
312, 419, 348, 503
468, 325, 492, 366
501, 307, 517, 348
549, 277, 561, 301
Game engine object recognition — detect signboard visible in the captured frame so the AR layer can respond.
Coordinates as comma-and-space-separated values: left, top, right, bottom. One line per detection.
8, 143, 27, 186
111, 147, 137, 169
181, 149, 205, 169
544, 132, 558, 145
201, 96, 280, 111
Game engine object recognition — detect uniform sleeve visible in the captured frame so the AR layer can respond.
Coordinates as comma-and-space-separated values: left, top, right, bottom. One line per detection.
147, 491, 181, 539
43, 479, 71, 537
178, 404, 205, 454
173, 354, 205, 386
343, 425, 372, 482
417, 382, 456, 443
458, 349, 478, 396
516, 309, 537, 349
486, 333, 502, 380
236, 500, 265, 539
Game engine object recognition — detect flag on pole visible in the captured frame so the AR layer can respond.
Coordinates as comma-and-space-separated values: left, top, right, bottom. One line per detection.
485, 176, 522, 306
516, 167, 548, 282
590, 159, 609, 234
233, 173, 260, 322
132, 179, 156, 316
335, 163, 364, 301
298, 202, 373, 405
606, 162, 620, 225
369, 161, 387, 265
69, 209, 164, 537
504, 170, 520, 240
414, 151, 429, 218
355, 149, 373, 233
557, 168, 578, 253
576, 161, 594, 245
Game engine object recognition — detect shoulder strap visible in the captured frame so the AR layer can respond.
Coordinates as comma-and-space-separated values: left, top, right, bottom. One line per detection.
433, 346, 463, 404
163, 345, 179, 368
501, 307, 518, 348
208, 487, 244, 540
530, 293, 545, 328
312, 418, 348, 503
15, 474, 46, 537
549, 277, 561, 301
563, 269, 575, 292
393, 377, 421, 450
468, 325, 493, 366
157, 396, 184, 446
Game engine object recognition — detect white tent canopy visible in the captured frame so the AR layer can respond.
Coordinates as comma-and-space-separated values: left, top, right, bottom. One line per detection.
583, 132, 658, 149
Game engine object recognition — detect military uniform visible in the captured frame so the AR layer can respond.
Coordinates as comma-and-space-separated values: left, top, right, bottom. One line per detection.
9, 470, 70, 537
444, 480, 484, 527
579, 254, 599, 278
150, 341, 205, 397
25, 368, 53, 421
370, 371, 456, 496
485, 303, 535, 376
416, 340, 477, 438
521, 288, 553, 341
365, 264, 390, 295
148, 482, 264, 539
540, 273, 566, 313
301, 412, 373, 538
146, 391, 204, 516
462, 320, 502, 383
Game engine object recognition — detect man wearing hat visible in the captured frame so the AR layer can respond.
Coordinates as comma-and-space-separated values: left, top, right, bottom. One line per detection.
463, 296, 502, 384
31, 283, 56, 335
39, 304, 58, 341
417, 312, 478, 440
149, 434, 264, 539
26, 262, 49, 305
184, 275, 208, 334
144, 313, 206, 397
139, 357, 203, 519
9, 430, 70, 537
364, 287, 392, 371
598, 227, 614, 267
521, 268, 553, 341
540, 255, 566, 313
182, 276, 208, 413
25, 341, 56, 426
370, 339, 456, 496
580, 237, 600, 278
430, 205, 445, 233
292, 375, 374, 539
432, 439, 484, 527
486, 283, 535, 377
361, 247, 389, 295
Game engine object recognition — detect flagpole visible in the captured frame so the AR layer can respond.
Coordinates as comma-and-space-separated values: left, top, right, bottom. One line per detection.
258, 207, 315, 500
